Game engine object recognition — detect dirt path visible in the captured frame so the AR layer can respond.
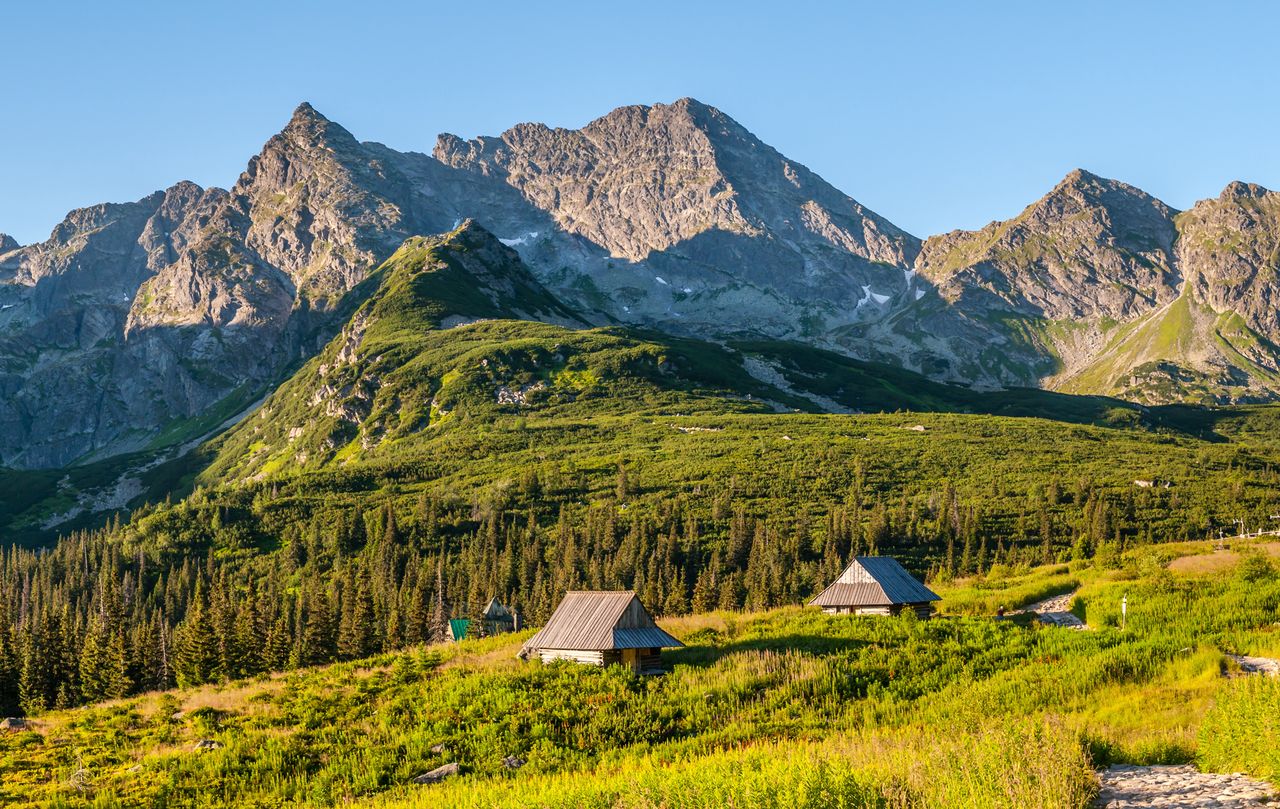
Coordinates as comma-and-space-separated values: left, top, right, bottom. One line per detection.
1020, 591, 1088, 629
1094, 764, 1277, 807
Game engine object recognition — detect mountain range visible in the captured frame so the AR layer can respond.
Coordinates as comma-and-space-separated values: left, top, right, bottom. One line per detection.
2, 97, 1278, 470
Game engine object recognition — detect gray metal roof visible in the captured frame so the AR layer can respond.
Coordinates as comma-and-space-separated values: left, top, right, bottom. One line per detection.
483, 597, 514, 622
809, 556, 940, 607
521, 591, 683, 652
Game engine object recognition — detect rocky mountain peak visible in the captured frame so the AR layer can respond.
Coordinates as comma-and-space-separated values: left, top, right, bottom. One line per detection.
1219, 180, 1272, 201
1028, 169, 1178, 228
907, 170, 1184, 390
1176, 180, 1280, 338
279, 101, 349, 145
290, 100, 323, 122
436, 97, 917, 290
0, 234, 17, 253
444, 218, 499, 248
255, 102, 355, 170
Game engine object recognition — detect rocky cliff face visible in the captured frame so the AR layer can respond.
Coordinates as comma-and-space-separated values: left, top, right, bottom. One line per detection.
7, 99, 1280, 468
434, 98, 921, 341
1178, 182, 1280, 335
0, 105, 462, 468
898, 170, 1280, 402
917, 170, 1180, 321
0, 183, 229, 467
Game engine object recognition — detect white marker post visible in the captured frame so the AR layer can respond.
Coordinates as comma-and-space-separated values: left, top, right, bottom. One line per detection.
1121, 594, 1127, 632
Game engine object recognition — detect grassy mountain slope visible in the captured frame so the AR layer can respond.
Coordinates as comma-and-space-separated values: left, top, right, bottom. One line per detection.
1056, 292, 1280, 404
7, 216, 1280, 764
5, 543, 1279, 807
200, 219, 1237, 488
153, 222, 1280, 574
2, 217, 1260, 548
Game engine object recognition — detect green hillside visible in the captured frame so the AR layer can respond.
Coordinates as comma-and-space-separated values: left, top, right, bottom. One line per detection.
3, 544, 1279, 808
5, 222, 1280, 740
198, 221, 1231, 488
1057, 292, 1280, 404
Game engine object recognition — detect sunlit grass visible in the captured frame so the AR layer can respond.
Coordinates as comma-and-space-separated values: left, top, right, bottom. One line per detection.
3, 557, 1279, 807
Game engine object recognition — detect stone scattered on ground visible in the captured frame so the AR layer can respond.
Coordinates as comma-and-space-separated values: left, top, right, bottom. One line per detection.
192, 739, 222, 751
1229, 654, 1280, 676
1095, 764, 1277, 807
1019, 591, 1088, 629
429, 743, 446, 754
413, 762, 460, 784
502, 755, 526, 770
0, 717, 30, 732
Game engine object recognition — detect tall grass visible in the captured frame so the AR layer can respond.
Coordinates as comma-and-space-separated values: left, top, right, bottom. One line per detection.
1198, 676, 1280, 783
368, 718, 1095, 809
940, 566, 1079, 615
5, 560, 1280, 807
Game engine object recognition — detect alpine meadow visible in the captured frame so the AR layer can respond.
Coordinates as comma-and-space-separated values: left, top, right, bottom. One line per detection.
2, 5, 1280, 807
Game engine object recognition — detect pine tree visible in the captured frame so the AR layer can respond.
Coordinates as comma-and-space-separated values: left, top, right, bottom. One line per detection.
615, 465, 629, 502
0, 616, 20, 716
174, 581, 221, 687
339, 573, 378, 659
79, 612, 120, 702
1040, 504, 1054, 565
691, 554, 719, 614
295, 587, 338, 668
18, 627, 47, 714
716, 571, 743, 611
428, 557, 449, 644
406, 577, 430, 645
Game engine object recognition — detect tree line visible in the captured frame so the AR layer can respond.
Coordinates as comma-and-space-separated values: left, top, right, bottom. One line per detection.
0, 461, 1256, 716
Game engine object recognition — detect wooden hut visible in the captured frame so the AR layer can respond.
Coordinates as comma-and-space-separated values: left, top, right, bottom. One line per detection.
518, 591, 682, 672
481, 597, 517, 636
809, 556, 940, 618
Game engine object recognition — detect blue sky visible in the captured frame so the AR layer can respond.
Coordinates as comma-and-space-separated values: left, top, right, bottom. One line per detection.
3, 1, 1277, 244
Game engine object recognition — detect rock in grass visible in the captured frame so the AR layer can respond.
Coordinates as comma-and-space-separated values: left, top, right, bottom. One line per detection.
502, 755, 526, 770
413, 762, 460, 784
429, 743, 446, 754
0, 717, 30, 732
192, 739, 222, 751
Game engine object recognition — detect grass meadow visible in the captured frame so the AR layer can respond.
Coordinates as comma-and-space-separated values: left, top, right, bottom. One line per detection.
1, 539, 1277, 808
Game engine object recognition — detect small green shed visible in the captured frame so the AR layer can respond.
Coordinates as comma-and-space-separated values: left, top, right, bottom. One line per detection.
447, 618, 471, 642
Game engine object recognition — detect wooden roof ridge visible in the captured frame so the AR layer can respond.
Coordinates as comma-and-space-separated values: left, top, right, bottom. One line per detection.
520, 590, 683, 653
809, 555, 940, 607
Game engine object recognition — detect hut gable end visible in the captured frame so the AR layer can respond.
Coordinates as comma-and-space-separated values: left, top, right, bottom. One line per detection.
809, 556, 940, 614
520, 591, 682, 658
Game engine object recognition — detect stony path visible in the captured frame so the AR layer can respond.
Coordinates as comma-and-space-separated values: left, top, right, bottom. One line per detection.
1229, 654, 1280, 676
1094, 764, 1277, 807
1021, 591, 1088, 629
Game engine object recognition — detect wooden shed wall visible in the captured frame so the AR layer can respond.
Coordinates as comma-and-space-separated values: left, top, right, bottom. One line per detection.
537, 647, 665, 670
821, 603, 935, 619
538, 649, 611, 666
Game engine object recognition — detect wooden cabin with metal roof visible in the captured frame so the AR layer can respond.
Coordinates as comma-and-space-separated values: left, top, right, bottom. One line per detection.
809, 556, 941, 618
518, 591, 682, 672
481, 597, 517, 636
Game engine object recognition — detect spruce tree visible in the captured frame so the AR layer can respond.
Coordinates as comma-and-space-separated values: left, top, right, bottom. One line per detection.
174, 581, 221, 687
428, 558, 449, 644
